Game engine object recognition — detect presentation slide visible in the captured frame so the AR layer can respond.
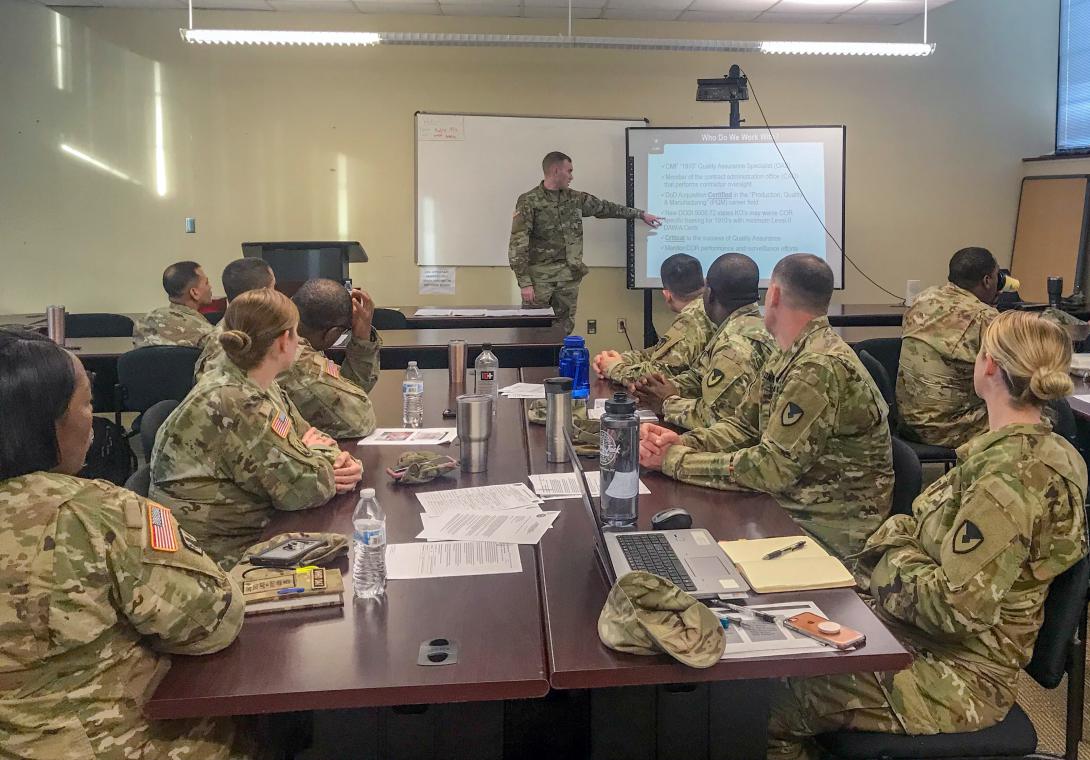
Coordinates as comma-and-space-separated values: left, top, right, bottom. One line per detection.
627, 126, 845, 289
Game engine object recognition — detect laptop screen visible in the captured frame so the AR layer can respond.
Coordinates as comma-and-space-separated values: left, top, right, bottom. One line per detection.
564, 432, 617, 585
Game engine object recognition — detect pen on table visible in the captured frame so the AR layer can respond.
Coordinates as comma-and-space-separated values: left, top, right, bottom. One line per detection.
762, 539, 807, 561
277, 587, 305, 595
711, 601, 783, 624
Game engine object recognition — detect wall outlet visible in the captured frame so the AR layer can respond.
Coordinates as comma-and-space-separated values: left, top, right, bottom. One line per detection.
617, 318, 627, 333
587, 319, 597, 334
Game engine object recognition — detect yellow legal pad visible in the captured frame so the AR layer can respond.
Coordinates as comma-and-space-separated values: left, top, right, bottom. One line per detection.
717, 537, 855, 593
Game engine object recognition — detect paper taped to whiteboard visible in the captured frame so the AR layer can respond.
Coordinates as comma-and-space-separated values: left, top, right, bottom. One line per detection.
419, 114, 465, 141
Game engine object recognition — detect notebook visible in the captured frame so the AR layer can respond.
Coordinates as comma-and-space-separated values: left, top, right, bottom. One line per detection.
237, 566, 345, 615
717, 536, 855, 593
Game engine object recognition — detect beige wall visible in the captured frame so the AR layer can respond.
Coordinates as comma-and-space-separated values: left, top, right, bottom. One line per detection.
0, 0, 1063, 352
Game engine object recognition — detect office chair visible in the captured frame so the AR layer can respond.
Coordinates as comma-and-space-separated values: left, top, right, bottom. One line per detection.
139, 399, 180, 460
817, 552, 1089, 760
65, 312, 134, 338
124, 464, 151, 498
889, 437, 923, 517
372, 308, 408, 330
114, 346, 198, 430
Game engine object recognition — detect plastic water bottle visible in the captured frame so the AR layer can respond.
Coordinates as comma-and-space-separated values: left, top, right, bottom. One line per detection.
352, 488, 386, 599
558, 335, 590, 400
402, 361, 424, 427
474, 343, 499, 412
600, 392, 639, 526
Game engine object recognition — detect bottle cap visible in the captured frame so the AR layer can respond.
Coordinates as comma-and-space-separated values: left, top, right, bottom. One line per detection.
562, 336, 586, 347
482, 342, 492, 351
604, 392, 636, 416
408, 361, 418, 368
544, 377, 573, 393
360, 488, 376, 499
817, 621, 841, 635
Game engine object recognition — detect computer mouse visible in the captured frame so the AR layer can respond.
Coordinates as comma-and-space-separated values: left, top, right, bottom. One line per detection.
651, 507, 693, 531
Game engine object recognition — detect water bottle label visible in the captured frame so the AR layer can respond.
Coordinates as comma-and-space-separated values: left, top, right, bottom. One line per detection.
402, 381, 424, 394
600, 429, 620, 467
363, 528, 385, 547
479, 370, 495, 382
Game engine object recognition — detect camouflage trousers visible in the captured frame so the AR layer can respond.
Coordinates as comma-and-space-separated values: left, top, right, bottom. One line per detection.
525, 278, 581, 335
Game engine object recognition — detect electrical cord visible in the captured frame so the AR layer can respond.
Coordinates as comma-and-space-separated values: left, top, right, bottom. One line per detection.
741, 70, 906, 305
619, 320, 635, 351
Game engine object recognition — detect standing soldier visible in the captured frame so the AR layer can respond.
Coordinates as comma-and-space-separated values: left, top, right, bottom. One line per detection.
509, 151, 662, 335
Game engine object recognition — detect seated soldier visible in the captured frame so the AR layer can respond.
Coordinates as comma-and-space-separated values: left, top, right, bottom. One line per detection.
283, 278, 381, 439
592, 253, 713, 384
766, 311, 1087, 759
630, 252, 775, 430
151, 288, 363, 568
897, 247, 999, 448
194, 257, 276, 380
0, 327, 246, 758
639, 254, 893, 563
132, 260, 214, 348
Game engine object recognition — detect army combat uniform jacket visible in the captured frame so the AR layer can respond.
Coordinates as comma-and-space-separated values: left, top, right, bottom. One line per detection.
277, 335, 380, 439
508, 182, 642, 287
662, 317, 893, 561
661, 302, 775, 430
604, 299, 716, 384
0, 473, 244, 760
133, 303, 214, 348
897, 283, 997, 448
150, 361, 342, 568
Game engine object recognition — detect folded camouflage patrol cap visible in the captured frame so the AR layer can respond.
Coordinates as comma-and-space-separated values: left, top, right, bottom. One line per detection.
527, 398, 600, 456
237, 532, 349, 568
598, 571, 725, 669
386, 452, 459, 484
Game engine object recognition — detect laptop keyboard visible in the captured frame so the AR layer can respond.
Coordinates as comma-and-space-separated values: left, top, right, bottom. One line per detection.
616, 533, 697, 591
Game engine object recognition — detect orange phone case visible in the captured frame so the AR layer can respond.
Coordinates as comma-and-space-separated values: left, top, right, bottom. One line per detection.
784, 612, 865, 650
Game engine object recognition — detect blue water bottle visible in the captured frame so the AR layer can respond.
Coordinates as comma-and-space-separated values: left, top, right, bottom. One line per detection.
558, 335, 590, 400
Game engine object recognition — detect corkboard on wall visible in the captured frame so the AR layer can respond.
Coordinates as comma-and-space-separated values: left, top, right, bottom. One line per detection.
1010, 176, 1090, 303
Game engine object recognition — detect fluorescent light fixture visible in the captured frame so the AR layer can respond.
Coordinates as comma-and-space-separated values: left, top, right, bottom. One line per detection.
760, 41, 935, 56
180, 28, 380, 45
60, 144, 134, 182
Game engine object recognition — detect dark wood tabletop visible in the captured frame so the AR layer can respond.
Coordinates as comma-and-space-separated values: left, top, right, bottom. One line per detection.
825, 304, 906, 327
520, 367, 911, 690
833, 325, 903, 344
145, 368, 550, 719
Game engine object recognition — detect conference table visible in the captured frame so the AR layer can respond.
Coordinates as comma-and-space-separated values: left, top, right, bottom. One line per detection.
146, 367, 910, 760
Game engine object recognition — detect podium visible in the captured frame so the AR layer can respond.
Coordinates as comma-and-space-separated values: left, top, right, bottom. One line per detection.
241, 241, 367, 297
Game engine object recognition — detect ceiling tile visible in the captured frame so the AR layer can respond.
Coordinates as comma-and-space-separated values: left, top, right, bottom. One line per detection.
523, 0, 606, 7
854, 0, 939, 11
193, 0, 274, 8
678, 10, 763, 22
831, 11, 917, 23
45, 0, 106, 6
353, 0, 440, 11
754, 11, 840, 22
688, 0, 776, 10
604, 0, 693, 9
523, 5, 603, 17
268, 0, 357, 10
602, 7, 683, 19
767, 0, 861, 12
439, 2, 522, 14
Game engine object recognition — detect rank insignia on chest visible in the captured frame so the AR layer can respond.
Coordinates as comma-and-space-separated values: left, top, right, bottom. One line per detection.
147, 503, 179, 552
706, 369, 725, 388
781, 401, 804, 427
952, 520, 984, 554
324, 359, 341, 379
271, 411, 291, 438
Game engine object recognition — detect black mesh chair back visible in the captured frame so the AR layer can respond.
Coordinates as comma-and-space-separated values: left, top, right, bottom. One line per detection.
1044, 398, 1080, 453
856, 350, 895, 407
116, 346, 199, 416
372, 308, 408, 330
890, 437, 923, 517
852, 337, 901, 389
124, 464, 151, 498
66, 312, 134, 338
1026, 551, 1089, 689
140, 399, 180, 458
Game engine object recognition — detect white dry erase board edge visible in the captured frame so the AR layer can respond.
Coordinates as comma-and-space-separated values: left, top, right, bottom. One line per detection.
415, 112, 648, 269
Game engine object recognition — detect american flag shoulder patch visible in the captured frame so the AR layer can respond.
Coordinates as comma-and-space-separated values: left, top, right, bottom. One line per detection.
323, 359, 341, 379
147, 502, 179, 552
271, 410, 291, 438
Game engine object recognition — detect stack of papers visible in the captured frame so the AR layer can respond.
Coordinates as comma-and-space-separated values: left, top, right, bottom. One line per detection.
500, 383, 546, 399
411, 307, 556, 318
417, 510, 560, 544
358, 428, 457, 446
416, 482, 543, 514
529, 471, 651, 500
718, 537, 855, 593
386, 541, 523, 579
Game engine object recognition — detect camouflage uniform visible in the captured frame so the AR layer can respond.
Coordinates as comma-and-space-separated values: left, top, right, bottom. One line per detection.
150, 360, 342, 569
604, 299, 715, 384
0, 472, 245, 759
767, 421, 1088, 760
277, 334, 381, 439
661, 317, 893, 562
196, 326, 382, 440
897, 283, 996, 448
133, 303, 215, 349
660, 302, 775, 430
509, 182, 643, 335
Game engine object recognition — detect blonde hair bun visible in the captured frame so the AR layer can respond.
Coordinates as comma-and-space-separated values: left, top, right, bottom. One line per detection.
220, 289, 299, 371
982, 311, 1072, 407
219, 329, 252, 355
1029, 367, 1073, 401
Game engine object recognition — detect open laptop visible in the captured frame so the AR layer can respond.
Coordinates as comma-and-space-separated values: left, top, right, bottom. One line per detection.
564, 434, 749, 599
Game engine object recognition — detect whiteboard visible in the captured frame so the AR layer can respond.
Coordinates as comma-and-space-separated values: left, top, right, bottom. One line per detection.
415, 113, 647, 268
